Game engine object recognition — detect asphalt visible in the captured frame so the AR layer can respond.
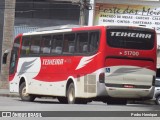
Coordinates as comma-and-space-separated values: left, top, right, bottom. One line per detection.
0, 89, 156, 105
0, 89, 19, 97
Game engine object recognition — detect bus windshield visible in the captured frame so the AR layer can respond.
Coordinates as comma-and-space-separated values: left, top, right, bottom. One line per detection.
106, 27, 155, 50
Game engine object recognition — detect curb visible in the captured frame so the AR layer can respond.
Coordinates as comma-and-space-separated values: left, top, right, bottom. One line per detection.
0, 93, 19, 97
128, 100, 156, 105
0, 89, 19, 97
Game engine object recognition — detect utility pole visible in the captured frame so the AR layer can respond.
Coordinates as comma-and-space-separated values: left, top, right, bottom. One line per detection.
0, 0, 16, 89
88, 0, 95, 26
79, 0, 85, 26
0, 0, 5, 73
73, 0, 92, 26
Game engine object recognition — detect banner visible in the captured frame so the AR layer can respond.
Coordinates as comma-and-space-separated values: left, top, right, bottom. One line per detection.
0, 111, 160, 117
94, 3, 160, 33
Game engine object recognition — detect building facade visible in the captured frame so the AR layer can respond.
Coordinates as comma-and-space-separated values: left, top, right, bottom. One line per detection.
14, 0, 80, 36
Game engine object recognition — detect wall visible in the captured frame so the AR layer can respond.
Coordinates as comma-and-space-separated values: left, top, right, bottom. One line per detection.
15, 0, 80, 28
14, 1, 80, 39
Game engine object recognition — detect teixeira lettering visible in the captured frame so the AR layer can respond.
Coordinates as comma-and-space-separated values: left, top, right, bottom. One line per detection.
111, 32, 152, 39
43, 59, 64, 65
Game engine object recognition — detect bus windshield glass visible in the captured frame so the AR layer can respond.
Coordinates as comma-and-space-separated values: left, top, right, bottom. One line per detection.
106, 27, 155, 50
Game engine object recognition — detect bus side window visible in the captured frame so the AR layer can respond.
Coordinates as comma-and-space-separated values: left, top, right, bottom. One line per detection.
41, 35, 52, 54
76, 32, 88, 54
51, 35, 63, 55
21, 36, 31, 56
30, 36, 41, 54
89, 31, 99, 53
63, 33, 75, 55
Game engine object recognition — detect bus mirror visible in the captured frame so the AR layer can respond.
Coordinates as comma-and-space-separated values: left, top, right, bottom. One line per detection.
2, 50, 9, 64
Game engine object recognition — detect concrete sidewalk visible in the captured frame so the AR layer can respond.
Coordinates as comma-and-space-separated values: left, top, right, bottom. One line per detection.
0, 89, 19, 97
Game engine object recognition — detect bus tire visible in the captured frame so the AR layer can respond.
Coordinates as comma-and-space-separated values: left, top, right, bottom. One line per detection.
155, 95, 160, 105
19, 82, 35, 102
67, 83, 76, 104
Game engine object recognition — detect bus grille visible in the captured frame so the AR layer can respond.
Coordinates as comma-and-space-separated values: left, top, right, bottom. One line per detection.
84, 75, 96, 93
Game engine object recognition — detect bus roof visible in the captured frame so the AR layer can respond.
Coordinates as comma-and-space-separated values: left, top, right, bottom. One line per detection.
22, 24, 154, 36
23, 24, 81, 36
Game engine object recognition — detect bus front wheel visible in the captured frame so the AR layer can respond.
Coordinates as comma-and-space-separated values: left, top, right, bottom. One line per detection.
19, 82, 35, 102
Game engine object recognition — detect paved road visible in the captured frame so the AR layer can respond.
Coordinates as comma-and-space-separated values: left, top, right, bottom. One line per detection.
0, 96, 160, 120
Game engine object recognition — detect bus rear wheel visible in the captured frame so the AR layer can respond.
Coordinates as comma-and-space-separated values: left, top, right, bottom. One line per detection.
67, 83, 76, 104
66, 83, 88, 104
19, 82, 35, 102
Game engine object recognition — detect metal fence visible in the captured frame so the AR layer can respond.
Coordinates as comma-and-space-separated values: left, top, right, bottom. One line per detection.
14, 25, 39, 38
